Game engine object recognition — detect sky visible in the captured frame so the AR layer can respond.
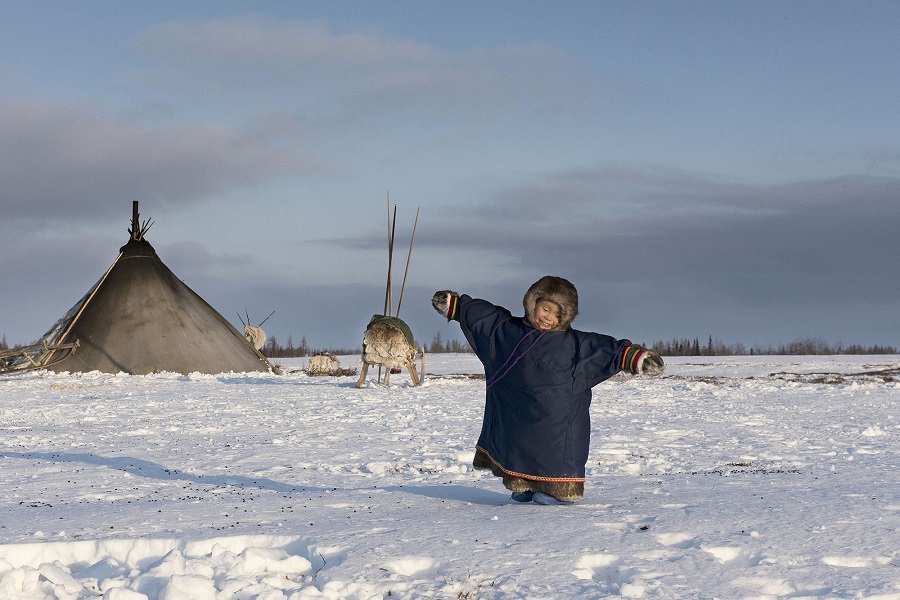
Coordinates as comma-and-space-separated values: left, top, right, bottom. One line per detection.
2, 1, 899, 351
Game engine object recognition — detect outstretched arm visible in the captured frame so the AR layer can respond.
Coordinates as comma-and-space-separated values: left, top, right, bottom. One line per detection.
431, 290, 460, 321
620, 345, 666, 377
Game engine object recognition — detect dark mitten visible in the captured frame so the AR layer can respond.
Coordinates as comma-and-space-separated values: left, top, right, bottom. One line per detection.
639, 350, 665, 377
431, 290, 460, 320
621, 345, 665, 377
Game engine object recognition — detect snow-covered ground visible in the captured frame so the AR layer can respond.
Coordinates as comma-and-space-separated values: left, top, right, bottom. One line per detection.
1, 354, 898, 599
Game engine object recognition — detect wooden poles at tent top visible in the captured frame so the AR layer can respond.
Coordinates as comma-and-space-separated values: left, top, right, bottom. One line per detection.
382, 192, 420, 319
129, 201, 154, 241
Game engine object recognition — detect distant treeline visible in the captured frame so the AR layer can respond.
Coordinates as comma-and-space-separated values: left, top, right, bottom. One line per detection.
427, 334, 898, 356
649, 336, 898, 356
258, 333, 897, 357
260, 335, 362, 358
257, 332, 479, 357
2, 333, 895, 359
257, 332, 474, 357
424, 332, 474, 353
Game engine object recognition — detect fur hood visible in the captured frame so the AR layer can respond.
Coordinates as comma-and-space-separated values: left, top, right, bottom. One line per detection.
522, 275, 578, 331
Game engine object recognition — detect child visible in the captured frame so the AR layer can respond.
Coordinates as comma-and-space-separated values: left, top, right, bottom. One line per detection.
431, 275, 664, 505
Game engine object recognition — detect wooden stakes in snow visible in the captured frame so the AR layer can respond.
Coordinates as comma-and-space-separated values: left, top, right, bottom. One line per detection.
396, 206, 419, 318
381, 196, 419, 319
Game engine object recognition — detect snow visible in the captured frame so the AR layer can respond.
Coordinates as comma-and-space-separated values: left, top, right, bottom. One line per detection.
1, 353, 898, 599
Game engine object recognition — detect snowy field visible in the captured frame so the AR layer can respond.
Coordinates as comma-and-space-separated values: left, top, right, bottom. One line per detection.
1, 354, 898, 599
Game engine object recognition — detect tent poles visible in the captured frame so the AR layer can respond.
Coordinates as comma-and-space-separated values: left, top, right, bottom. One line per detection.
395, 206, 419, 318
41, 251, 122, 368
380, 193, 397, 383
129, 200, 154, 241
387, 204, 397, 316
383, 193, 397, 317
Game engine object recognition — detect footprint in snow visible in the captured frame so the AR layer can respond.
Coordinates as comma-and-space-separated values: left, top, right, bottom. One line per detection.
572, 553, 646, 597
703, 545, 763, 567
822, 555, 892, 568
655, 532, 698, 549
382, 556, 439, 577
730, 576, 832, 597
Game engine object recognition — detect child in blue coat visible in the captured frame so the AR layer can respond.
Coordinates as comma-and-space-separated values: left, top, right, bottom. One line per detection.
432, 276, 664, 504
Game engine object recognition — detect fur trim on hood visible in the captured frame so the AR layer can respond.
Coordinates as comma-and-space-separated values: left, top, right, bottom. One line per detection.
523, 275, 578, 331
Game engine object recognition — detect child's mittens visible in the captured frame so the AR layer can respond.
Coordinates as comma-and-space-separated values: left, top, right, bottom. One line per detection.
431, 290, 460, 320
621, 345, 665, 377
639, 350, 665, 377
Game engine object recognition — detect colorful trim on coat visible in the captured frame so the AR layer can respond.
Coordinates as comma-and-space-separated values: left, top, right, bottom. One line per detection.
620, 345, 647, 374
475, 445, 586, 483
446, 293, 459, 320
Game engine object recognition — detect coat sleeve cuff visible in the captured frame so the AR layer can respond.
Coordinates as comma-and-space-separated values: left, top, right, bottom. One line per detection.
620, 344, 647, 374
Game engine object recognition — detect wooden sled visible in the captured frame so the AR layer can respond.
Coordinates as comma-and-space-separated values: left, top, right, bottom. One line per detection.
0, 341, 80, 376
357, 198, 424, 387
356, 315, 423, 387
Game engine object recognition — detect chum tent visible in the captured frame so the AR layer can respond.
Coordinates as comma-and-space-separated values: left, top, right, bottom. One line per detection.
5, 204, 276, 375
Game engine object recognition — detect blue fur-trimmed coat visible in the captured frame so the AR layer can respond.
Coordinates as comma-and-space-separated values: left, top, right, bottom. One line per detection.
452, 294, 631, 494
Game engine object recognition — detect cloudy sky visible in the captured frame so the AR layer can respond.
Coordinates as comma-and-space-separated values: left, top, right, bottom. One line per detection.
2, 1, 898, 351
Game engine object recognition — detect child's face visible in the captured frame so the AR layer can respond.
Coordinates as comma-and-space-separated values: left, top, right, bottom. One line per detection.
532, 300, 561, 331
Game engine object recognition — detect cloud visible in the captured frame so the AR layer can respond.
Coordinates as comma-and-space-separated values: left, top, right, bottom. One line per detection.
0, 96, 329, 223
415, 165, 900, 309
134, 17, 433, 68
132, 16, 593, 120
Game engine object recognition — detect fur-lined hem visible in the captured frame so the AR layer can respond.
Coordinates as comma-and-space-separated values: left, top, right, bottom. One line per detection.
473, 447, 585, 502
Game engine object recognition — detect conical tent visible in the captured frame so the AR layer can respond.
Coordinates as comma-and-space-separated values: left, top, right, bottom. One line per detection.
30, 209, 276, 375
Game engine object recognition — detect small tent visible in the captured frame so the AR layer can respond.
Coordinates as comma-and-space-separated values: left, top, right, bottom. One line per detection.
23, 204, 276, 375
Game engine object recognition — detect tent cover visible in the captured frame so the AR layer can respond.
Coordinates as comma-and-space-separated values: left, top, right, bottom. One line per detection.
34, 235, 276, 375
